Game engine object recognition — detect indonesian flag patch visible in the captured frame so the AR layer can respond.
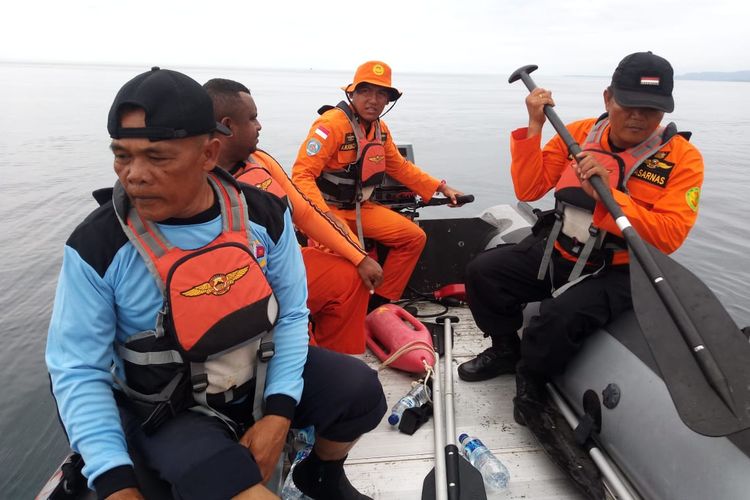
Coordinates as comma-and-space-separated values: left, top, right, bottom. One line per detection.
640, 76, 660, 86
315, 126, 329, 140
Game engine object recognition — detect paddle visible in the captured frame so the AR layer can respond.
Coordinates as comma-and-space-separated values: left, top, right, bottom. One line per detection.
422, 316, 487, 500
508, 65, 750, 435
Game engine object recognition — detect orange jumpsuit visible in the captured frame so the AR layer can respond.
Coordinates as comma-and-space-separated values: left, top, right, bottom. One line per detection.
292, 106, 441, 300
234, 150, 370, 354
510, 118, 704, 263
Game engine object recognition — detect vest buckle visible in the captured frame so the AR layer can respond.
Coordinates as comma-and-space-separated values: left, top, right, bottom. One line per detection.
258, 341, 275, 362
191, 373, 209, 393
141, 399, 177, 435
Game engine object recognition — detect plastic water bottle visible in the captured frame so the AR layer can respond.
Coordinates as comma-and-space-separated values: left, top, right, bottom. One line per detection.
280, 426, 315, 500
388, 382, 431, 425
458, 433, 510, 490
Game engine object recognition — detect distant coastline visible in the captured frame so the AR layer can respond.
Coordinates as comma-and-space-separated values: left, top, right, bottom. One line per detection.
678, 71, 750, 82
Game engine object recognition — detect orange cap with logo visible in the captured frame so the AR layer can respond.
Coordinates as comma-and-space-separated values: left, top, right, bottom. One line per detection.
342, 61, 402, 102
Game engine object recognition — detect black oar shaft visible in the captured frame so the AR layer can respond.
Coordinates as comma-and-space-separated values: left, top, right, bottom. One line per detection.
509, 66, 735, 414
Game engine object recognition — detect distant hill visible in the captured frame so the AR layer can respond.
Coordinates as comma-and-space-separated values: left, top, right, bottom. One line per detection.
678, 71, 750, 82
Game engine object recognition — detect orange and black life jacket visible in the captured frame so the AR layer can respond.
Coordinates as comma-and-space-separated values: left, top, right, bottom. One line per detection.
234, 152, 288, 199
315, 101, 387, 208
112, 169, 278, 433
539, 116, 687, 285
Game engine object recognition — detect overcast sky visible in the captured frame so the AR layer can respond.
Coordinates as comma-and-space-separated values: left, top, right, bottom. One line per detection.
2, 0, 748, 76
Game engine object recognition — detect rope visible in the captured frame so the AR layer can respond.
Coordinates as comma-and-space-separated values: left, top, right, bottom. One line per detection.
378, 339, 436, 372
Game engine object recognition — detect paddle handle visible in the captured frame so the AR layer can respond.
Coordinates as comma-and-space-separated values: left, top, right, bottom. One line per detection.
438, 315, 460, 500
430, 340, 448, 500
509, 66, 735, 413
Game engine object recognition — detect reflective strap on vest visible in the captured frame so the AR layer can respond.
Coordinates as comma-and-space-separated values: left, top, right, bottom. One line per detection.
354, 199, 365, 247
537, 211, 563, 280
111, 365, 184, 405
117, 345, 183, 365
568, 224, 601, 282
321, 172, 356, 186
252, 331, 275, 421
550, 260, 605, 298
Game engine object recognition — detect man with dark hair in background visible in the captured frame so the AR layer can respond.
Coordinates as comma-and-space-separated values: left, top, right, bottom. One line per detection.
203, 78, 382, 354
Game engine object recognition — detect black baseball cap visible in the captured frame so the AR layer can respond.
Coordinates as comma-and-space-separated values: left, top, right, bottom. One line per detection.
108, 67, 231, 140
610, 52, 674, 113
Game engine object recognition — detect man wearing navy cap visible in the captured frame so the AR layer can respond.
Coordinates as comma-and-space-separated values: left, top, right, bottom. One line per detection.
46, 67, 384, 500
457, 52, 704, 421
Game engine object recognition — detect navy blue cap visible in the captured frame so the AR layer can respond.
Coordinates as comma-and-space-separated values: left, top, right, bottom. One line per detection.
108, 67, 231, 140
611, 52, 674, 113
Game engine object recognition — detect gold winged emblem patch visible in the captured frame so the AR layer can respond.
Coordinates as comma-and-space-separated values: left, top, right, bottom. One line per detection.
256, 178, 273, 191
368, 155, 385, 163
181, 266, 249, 297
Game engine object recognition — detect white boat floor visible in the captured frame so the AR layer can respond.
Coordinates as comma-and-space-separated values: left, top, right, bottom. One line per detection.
345, 304, 584, 500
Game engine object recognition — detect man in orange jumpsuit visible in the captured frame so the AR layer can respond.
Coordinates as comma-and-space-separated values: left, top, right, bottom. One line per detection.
204, 78, 383, 354
291, 61, 463, 308
456, 52, 704, 421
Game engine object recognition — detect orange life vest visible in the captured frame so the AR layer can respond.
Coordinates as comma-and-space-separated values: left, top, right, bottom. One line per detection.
113, 170, 278, 432
235, 153, 288, 199
540, 117, 684, 284
315, 101, 386, 207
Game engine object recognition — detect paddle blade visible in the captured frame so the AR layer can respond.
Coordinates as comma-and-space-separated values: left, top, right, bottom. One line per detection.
421, 460, 488, 500
453, 455, 488, 499
630, 244, 750, 435
421, 467, 437, 500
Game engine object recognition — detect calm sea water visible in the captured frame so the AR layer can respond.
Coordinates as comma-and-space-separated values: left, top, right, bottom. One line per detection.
1, 62, 748, 497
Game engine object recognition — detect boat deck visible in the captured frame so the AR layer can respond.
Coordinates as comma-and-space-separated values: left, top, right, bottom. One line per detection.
346, 304, 584, 499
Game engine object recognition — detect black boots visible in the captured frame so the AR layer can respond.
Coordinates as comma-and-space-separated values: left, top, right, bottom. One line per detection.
457, 338, 520, 382
292, 450, 372, 500
512, 361, 547, 426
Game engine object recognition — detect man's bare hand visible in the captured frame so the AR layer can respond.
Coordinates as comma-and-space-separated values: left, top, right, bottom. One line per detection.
574, 152, 615, 201
239, 415, 291, 483
437, 183, 465, 206
357, 256, 383, 291
525, 87, 555, 137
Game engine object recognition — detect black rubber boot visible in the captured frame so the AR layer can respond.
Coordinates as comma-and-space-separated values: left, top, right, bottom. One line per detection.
292, 450, 372, 500
457, 336, 520, 382
512, 361, 547, 426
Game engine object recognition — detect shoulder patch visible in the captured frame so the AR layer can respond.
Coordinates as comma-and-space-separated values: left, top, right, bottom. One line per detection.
314, 126, 329, 140
686, 187, 700, 212
306, 138, 322, 156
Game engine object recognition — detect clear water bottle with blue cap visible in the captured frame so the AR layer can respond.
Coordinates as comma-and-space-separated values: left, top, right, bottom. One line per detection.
280, 426, 315, 499
458, 433, 510, 490
388, 382, 431, 425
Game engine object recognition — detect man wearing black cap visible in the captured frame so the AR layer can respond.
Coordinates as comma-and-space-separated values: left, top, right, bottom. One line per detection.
46, 67, 385, 500
457, 52, 704, 417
